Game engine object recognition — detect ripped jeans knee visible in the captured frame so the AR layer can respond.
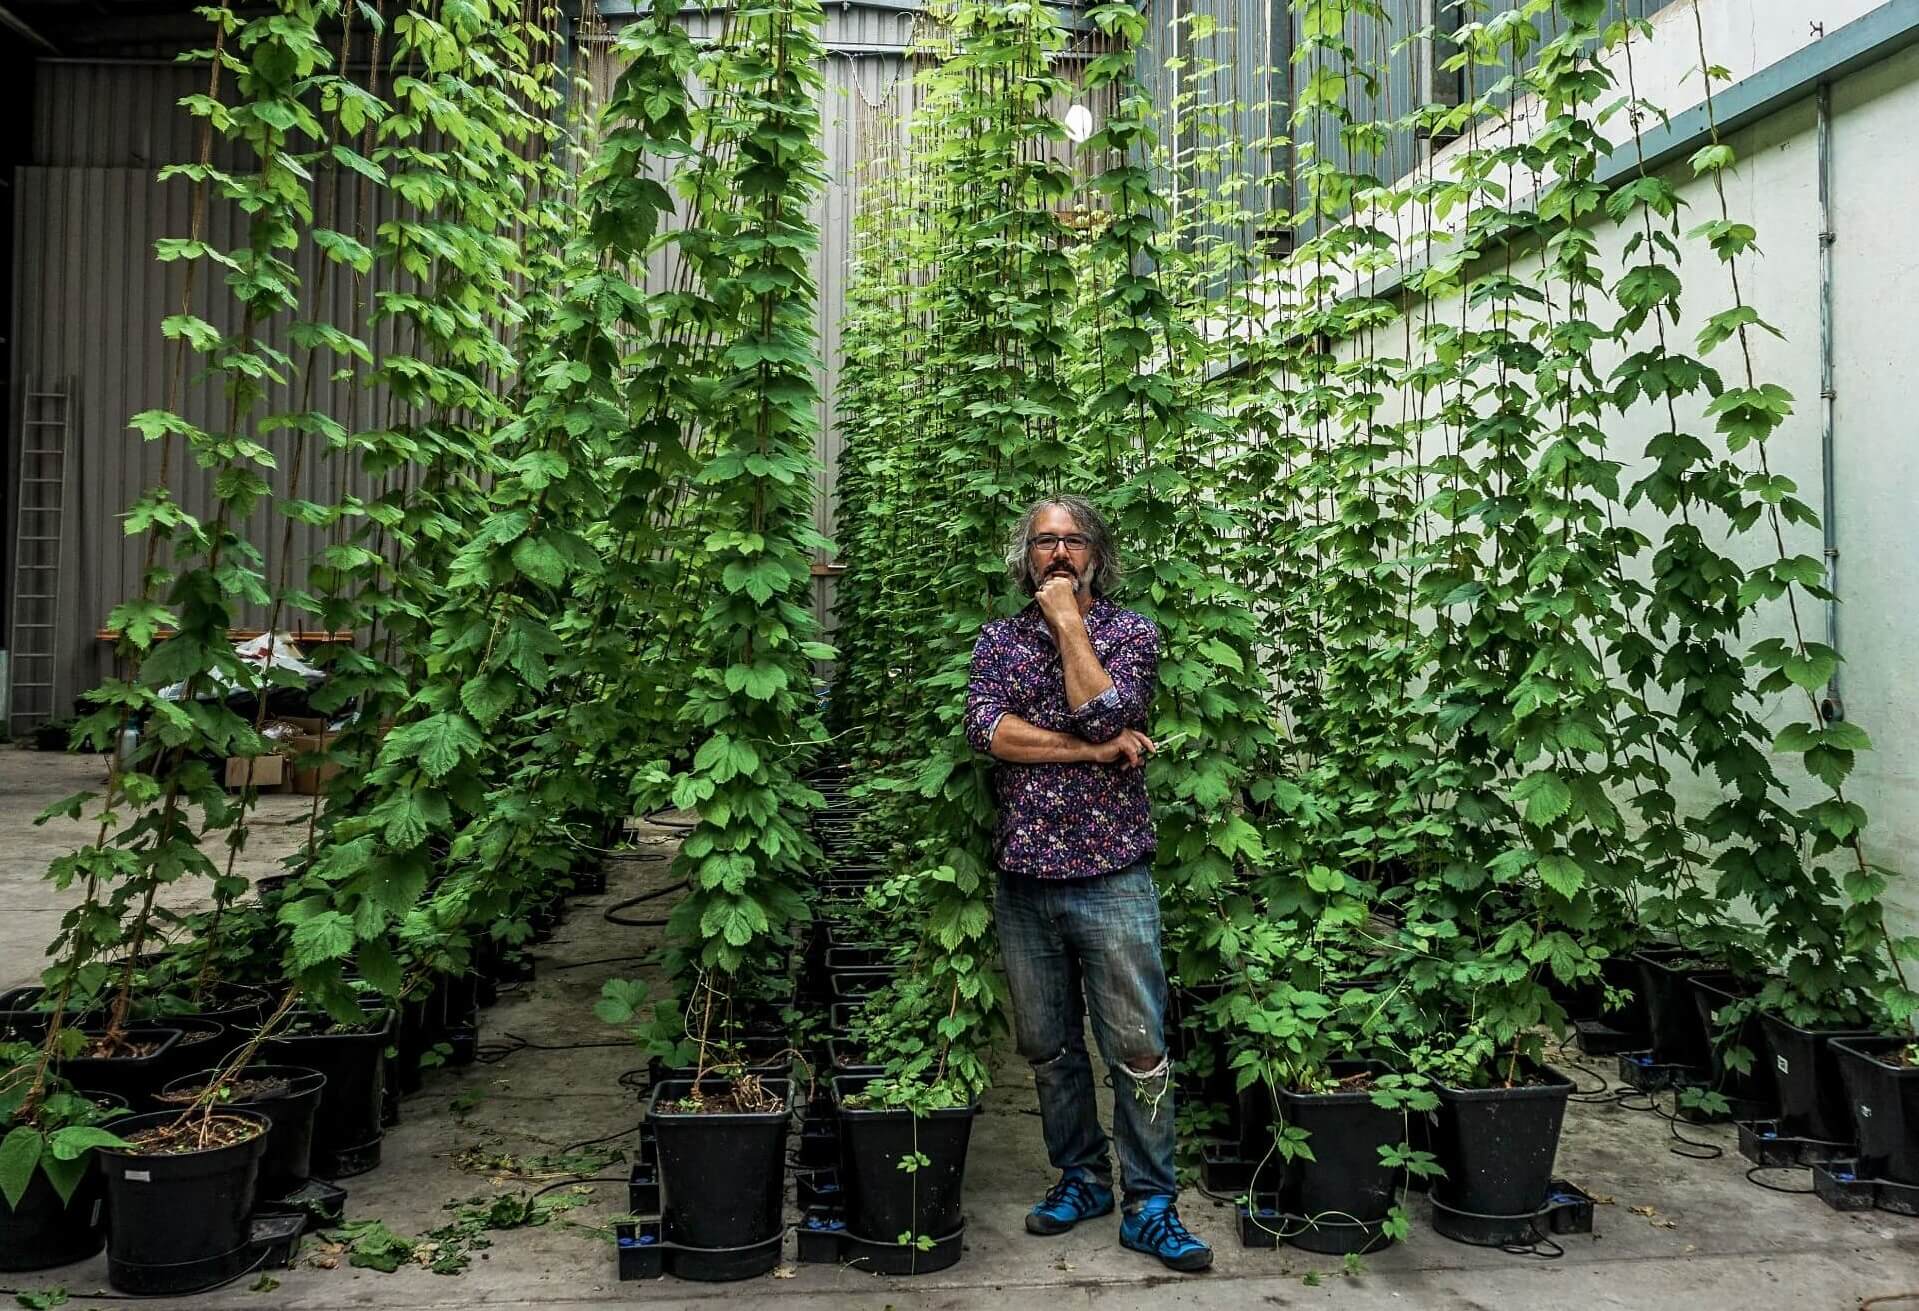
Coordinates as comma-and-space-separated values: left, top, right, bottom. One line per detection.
1115, 1051, 1172, 1120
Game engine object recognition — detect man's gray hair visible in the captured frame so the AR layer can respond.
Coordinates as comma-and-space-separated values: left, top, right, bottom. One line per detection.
1005, 495, 1124, 597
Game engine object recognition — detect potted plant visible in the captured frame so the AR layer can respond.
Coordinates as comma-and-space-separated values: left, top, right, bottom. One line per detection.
95, 1104, 271, 1293
832, 1073, 977, 1274
1832, 1035, 1919, 1185
261, 1005, 394, 1177
0, 1056, 131, 1272
158, 1064, 326, 1203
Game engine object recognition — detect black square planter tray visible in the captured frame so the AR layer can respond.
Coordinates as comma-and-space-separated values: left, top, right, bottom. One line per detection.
627, 1161, 659, 1215
1736, 1119, 1854, 1169
1200, 1142, 1257, 1195
1575, 1018, 1650, 1057
256, 1179, 348, 1227
1430, 1178, 1596, 1248
793, 1206, 965, 1276
1617, 1051, 1711, 1093
613, 1220, 785, 1282
1811, 1161, 1919, 1217
795, 1166, 843, 1211
249, 1213, 309, 1270
798, 1123, 839, 1168
1235, 1201, 1400, 1255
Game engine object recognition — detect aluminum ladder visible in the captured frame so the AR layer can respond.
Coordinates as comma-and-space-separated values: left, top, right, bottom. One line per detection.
8, 380, 73, 735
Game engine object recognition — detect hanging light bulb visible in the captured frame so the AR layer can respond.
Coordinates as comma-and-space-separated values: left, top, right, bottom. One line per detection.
1064, 104, 1094, 144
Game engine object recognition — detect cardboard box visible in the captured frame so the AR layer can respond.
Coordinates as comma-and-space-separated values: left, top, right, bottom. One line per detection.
225, 754, 286, 790
281, 731, 342, 795
284, 732, 342, 795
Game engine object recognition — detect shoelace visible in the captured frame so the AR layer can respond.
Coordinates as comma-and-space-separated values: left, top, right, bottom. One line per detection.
1133, 1205, 1201, 1253
1040, 1174, 1099, 1216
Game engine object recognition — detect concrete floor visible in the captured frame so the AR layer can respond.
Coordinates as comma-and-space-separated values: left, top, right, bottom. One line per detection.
2, 740, 1916, 1309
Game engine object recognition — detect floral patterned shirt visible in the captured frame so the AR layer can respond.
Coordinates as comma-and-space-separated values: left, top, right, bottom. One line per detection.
963, 598, 1159, 879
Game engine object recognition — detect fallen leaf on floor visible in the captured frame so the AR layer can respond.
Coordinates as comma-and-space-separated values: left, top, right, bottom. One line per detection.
772, 1264, 797, 1279
1054, 1259, 1076, 1272
1652, 1218, 1678, 1229
1591, 1194, 1615, 1206
1629, 1204, 1657, 1217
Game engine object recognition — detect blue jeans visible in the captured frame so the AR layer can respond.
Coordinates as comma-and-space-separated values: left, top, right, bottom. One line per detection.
995, 859, 1178, 1209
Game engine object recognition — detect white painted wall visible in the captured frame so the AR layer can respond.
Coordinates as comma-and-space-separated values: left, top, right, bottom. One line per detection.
1318, 0, 1919, 943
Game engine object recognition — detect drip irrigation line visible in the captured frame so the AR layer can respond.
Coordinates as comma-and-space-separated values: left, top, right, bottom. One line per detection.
605, 851, 671, 863
535, 954, 655, 972
561, 1125, 638, 1155
529, 1175, 629, 1200
640, 810, 698, 830
603, 879, 689, 928
475, 1032, 637, 1065
1744, 1164, 1817, 1195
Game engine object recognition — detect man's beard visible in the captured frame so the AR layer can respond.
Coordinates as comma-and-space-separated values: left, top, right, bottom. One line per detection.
1040, 562, 1083, 593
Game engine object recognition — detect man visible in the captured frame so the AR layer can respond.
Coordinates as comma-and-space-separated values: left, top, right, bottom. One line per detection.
962, 495, 1211, 1273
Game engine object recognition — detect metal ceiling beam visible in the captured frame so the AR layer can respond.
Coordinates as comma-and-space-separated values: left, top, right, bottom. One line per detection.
0, 1, 59, 52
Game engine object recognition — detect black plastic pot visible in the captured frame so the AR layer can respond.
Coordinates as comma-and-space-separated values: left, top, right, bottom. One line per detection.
823, 945, 893, 971
827, 1039, 885, 1076
832, 1075, 976, 1274
1277, 1063, 1403, 1255
0, 986, 52, 1042
0, 1094, 129, 1273
1759, 1011, 1878, 1143
261, 1008, 393, 1177
1430, 1065, 1573, 1247
1634, 948, 1714, 1067
97, 1108, 270, 1294
646, 1078, 793, 1281
1688, 975, 1777, 1112
828, 969, 896, 1002
55, 1028, 185, 1108
159, 1064, 326, 1198
1832, 1037, 1919, 1185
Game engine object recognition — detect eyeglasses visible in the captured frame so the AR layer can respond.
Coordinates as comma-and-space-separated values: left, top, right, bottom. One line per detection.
1029, 533, 1092, 553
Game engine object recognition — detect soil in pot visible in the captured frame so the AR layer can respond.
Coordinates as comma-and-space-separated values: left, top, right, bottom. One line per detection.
261, 1009, 392, 1178
1430, 1064, 1573, 1247
156, 1064, 326, 1198
97, 1108, 270, 1294
1760, 1011, 1879, 1143
54, 1027, 185, 1108
833, 1074, 976, 1272
1833, 1036, 1919, 1184
646, 1077, 792, 1280
1277, 1062, 1403, 1255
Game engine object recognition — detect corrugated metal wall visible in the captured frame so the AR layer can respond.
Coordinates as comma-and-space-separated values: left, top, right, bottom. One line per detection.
11, 60, 416, 721
8, 10, 933, 720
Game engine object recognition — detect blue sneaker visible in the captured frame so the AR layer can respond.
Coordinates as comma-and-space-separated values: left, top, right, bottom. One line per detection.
1119, 1195, 1212, 1271
1025, 1168, 1115, 1235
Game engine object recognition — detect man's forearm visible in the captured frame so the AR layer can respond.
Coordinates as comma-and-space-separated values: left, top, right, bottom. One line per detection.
1052, 613, 1115, 710
988, 713, 1101, 764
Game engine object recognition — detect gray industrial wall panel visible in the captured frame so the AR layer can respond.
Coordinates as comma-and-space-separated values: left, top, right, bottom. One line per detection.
11, 163, 406, 719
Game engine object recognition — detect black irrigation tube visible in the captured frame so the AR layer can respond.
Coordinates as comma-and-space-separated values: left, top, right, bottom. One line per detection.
0, 1251, 272, 1303
603, 879, 689, 929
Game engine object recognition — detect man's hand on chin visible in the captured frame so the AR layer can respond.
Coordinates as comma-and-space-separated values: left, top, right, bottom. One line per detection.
1036, 573, 1081, 626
